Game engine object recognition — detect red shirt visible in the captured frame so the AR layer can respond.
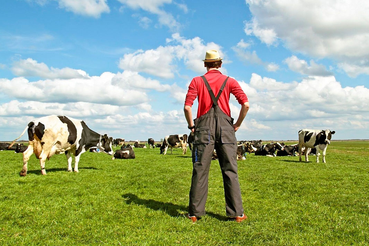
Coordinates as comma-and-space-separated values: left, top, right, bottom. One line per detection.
185, 70, 248, 118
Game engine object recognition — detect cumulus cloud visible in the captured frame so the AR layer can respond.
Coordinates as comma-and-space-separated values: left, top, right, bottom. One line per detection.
119, 33, 224, 78
232, 39, 279, 71
0, 70, 176, 106
244, 0, 369, 77
284, 56, 333, 76
12, 58, 90, 79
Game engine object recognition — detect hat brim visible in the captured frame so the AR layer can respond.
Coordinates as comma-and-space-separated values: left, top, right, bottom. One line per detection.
203, 58, 222, 62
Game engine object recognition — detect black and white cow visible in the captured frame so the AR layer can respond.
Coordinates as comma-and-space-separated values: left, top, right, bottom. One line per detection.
298, 129, 335, 163
113, 146, 135, 159
148, 138, 155, 148
276, 144, 298, 156
160, 134, 188, 155
0, 142, 11, 151
255, 142, 284, 157
8, 115, 114, 176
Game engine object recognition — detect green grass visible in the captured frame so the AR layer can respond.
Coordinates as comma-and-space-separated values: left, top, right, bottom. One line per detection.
1, 141, 368, 245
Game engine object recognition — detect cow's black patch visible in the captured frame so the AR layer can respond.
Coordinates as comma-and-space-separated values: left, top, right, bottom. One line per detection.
58, 116, 77, 145
29, 122, 45, 141
314, 131, 326, 146
168, 135, 180, 146
304, 132, 313, 143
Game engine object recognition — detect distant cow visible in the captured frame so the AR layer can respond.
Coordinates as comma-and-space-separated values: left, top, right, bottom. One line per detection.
9, 115, 114, 176
236, 142, 256, 160
276, 144, 298, 156
113, 138, 125, 146
114, 146, 135, 159
15, 143, 28, 153
0, 142, 11, 151
298, 129, 335, 163
148, 138, 155, 148
255, 142, 284, 157
160, 134, 188, 155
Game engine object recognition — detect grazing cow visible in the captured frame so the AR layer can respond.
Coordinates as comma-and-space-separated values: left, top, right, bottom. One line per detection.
276, 144, 297, 156
9, 115, 114, 176
134, 141, 146, 148
113, 146, 135, 159
255, 142, 284, 157
148, 138, 155, 148
160, 134, 188, 155
298, 129, 335, 163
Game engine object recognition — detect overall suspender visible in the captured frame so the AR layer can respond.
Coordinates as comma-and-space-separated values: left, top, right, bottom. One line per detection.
201, 76, 229, 106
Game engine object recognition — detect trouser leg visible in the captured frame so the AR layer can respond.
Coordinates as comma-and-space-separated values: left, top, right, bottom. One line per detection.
216, 143, 244, 217
188, 142, 214, 217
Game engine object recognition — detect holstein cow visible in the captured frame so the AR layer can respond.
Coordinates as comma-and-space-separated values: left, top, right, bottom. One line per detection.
160, 134, 188, 155
113, 146, 135, 159
276, 144, 298, 156
255, 142, 284, 157
148, 138, 155, 148
298, 129, 335, 163
9, 115, 114, 176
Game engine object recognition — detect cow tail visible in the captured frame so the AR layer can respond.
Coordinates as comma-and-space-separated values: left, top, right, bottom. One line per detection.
8, 125, 29, 149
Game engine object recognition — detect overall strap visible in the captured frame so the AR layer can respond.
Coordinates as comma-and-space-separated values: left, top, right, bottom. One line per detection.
201, 76, 229, 106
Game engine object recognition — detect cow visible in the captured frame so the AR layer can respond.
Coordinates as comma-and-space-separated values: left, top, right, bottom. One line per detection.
276, 144, 298, 156
148, 138, 155, 148
134, 140, 146, 148
160, 134, 188, 155
113, 138, 125, 146
298, 129, 335, 163
113, 146, 135, 159
15, 143, 28, 153
0, 142, 11, 151
236, 142, 256, 160
255, 142, 284, 157
8, 115, 114, 176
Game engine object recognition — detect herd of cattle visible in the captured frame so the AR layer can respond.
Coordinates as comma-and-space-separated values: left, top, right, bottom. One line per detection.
0, 115, 335, 176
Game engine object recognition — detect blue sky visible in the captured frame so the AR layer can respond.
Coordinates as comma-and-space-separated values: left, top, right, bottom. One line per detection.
1, 0, 368, 142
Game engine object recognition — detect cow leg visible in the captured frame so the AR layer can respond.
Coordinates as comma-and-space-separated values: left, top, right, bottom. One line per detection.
305, 148, 310, 162
298, 144, 303, 162
39, 157, 47, 175
74, 155, 81, 173
20, 144, 34, 176
65, 151, 73, 172
322, 148, 327, 163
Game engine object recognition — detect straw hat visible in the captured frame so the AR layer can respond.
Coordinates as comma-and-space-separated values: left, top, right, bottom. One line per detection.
203, 49, 222, 62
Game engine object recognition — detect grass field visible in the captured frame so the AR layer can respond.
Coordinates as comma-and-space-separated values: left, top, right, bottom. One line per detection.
0, 140, 368, 245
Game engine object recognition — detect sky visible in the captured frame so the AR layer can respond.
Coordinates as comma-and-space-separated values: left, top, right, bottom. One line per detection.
1, 0, 369, 142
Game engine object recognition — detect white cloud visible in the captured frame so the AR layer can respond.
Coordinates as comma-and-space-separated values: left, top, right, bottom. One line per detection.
284, 56, 332, 76
245, 0, 369, 77
119, 33, 224, 78
12, 58, 89, 79
57, 0, 110, 18
117, 0, 181, 31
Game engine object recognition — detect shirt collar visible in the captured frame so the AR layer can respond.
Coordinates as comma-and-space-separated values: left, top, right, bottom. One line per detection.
205, 69, 222, 75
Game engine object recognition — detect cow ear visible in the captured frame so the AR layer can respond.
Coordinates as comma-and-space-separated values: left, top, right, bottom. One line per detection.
331, 131, 335, 134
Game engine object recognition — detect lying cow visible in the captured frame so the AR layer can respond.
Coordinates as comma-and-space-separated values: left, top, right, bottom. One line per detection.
113, 146, 135, 159
160, 134, 188, 155
276, 144, 298, 156
9, 115, 114, 176
298, 129, 335, 163
255, 142, 284, 157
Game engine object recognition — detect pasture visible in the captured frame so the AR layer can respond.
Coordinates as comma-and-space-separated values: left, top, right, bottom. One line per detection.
0, 140, 368, 245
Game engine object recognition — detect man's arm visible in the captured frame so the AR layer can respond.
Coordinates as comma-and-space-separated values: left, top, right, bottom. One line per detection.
233, 102, 249, 132
184, 105, 195, 132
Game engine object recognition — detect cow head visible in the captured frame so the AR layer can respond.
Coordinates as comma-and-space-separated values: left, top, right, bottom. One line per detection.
316, 130, 335, 145
99, 134, 114, 155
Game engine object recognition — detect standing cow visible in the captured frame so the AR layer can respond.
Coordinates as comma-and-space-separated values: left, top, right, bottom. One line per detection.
9, 115, 114, 176
160, 134, 188, 155
298, 129, 335, 163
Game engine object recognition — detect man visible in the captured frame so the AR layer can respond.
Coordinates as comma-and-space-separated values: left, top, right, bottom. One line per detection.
184, 49, 250, 223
